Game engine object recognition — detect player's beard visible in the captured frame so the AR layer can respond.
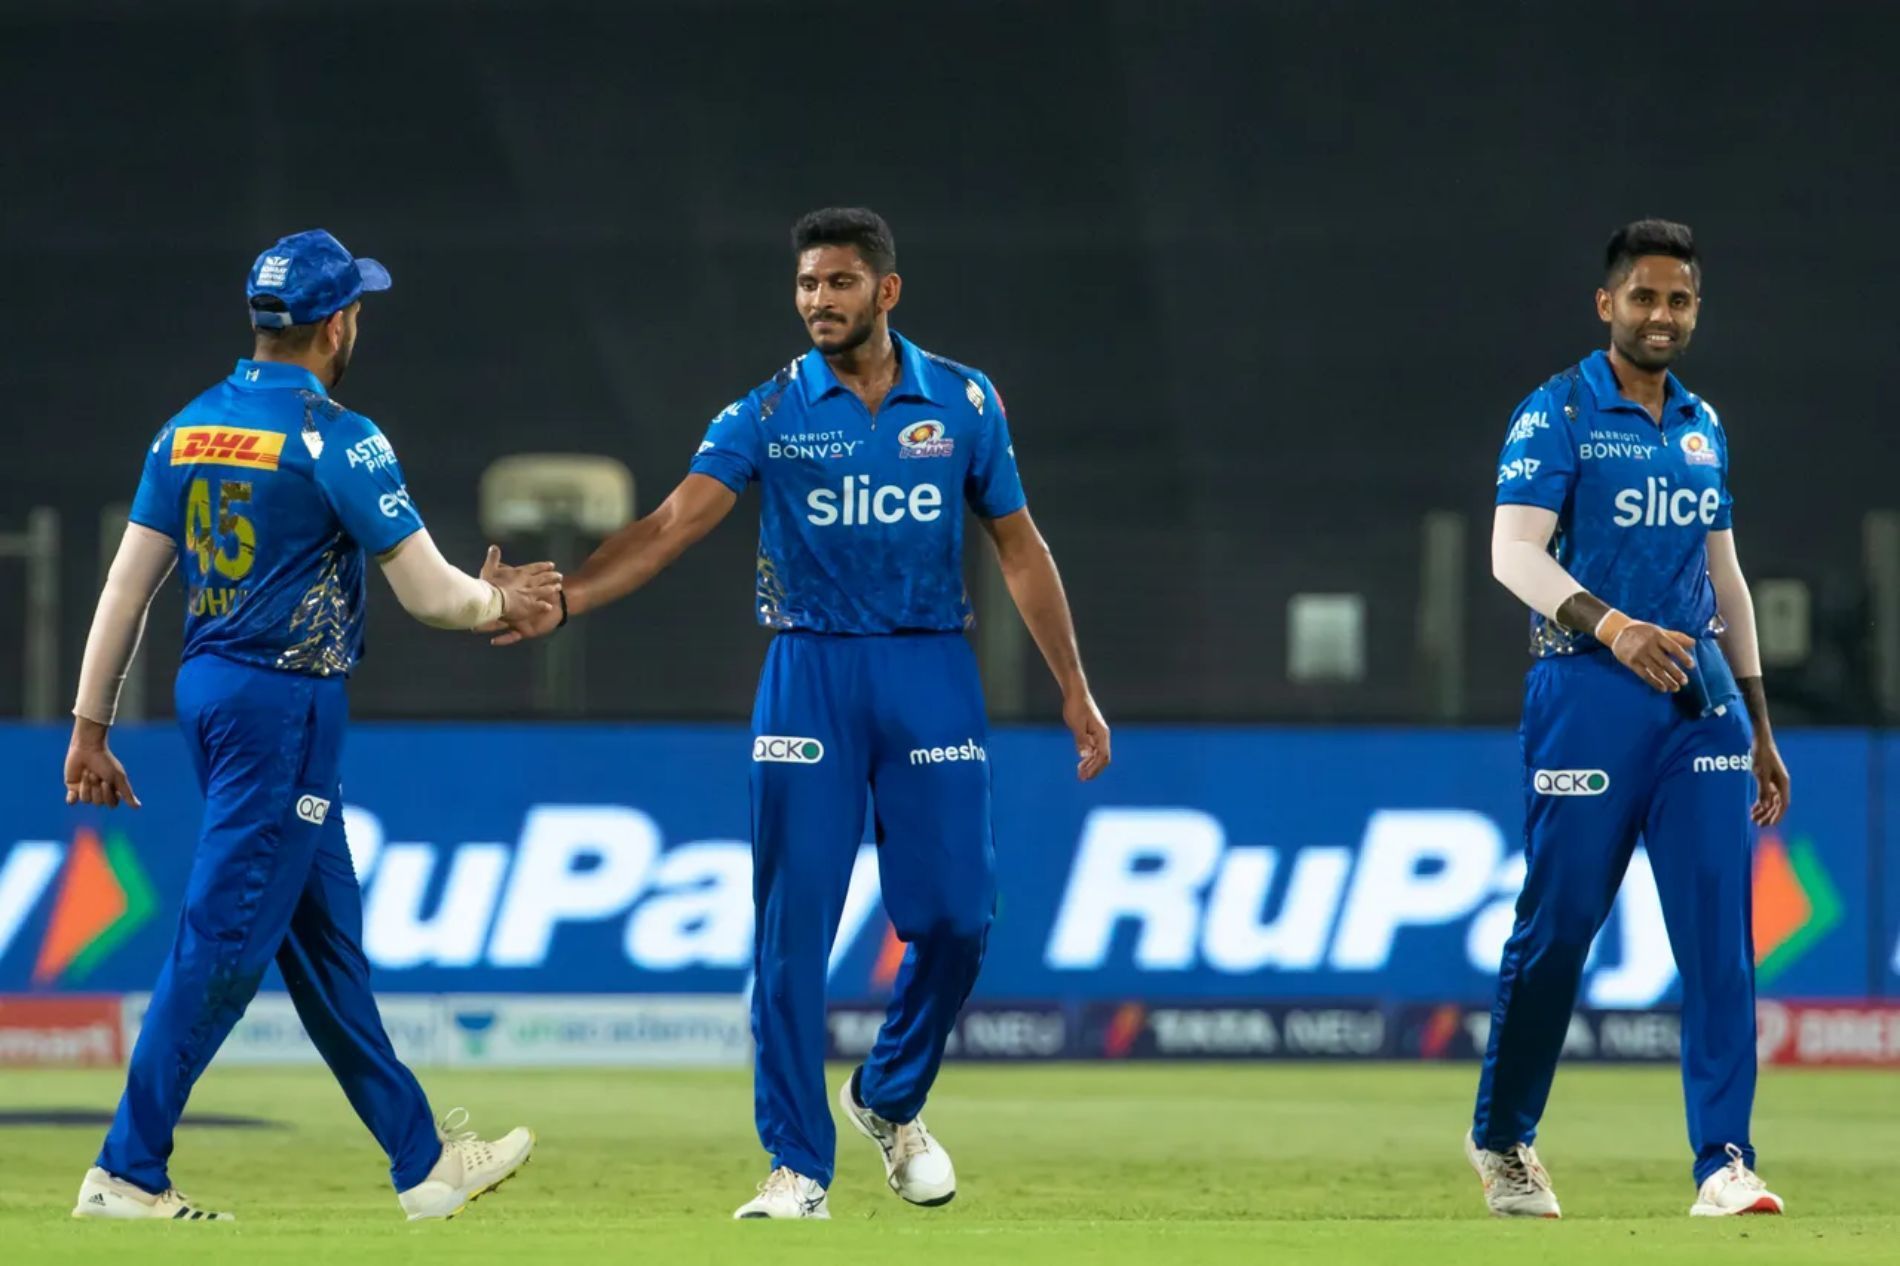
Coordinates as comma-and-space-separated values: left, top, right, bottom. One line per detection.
330, 331, 356, 388
812, 307, 877, 355
1612, 322, 1691, 371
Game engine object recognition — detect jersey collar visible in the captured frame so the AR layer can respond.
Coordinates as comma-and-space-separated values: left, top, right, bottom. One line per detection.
228, 358, 329, 395
797, 331, 945, 409
1580, 349, 1698, 422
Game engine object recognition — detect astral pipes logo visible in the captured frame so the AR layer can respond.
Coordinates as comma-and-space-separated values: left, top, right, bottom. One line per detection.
0, 829, 157, 985
1752, 832, 1842, 986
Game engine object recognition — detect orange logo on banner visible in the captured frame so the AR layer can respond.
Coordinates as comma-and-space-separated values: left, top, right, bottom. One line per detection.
170, 425, 285, 470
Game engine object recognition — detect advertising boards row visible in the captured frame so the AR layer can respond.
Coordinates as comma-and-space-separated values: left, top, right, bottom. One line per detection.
4, 724, 1898, 1008
5, 994, 1898, 1069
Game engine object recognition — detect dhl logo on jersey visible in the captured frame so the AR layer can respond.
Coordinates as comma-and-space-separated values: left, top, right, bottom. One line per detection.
170, 425, 286, 470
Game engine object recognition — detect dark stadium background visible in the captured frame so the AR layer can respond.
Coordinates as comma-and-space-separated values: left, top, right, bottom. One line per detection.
1, 0, 1891, 724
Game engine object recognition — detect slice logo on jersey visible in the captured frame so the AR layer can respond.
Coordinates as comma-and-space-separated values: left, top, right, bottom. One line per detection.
965, 379, 985, 413
295, 794, 331, 825
1611, 477, 1721, 528
1752, 833, 1843, 987
170, 425, 286, 471
1681, 431, 1720, 467
898, 420, 954, 459
754, 736, 825, 764
806, 476, 944, 526
1532, 769, 1610, 796
27, 828, 157, 986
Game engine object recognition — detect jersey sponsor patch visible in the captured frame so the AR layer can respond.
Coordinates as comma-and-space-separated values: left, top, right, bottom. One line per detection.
753, 736, 825, 763
1533, 769, 1610, 796
170, 425, 286, 471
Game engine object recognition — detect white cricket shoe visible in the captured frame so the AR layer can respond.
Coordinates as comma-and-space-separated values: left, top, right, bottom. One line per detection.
733, 1167, 830, 1219
1690, 1144, 1784, 1217
839, 1068, 957, 1207
397, 1108, 535, 1221
71, 1167, 234, 1221
1465, 1130, 1561, 1219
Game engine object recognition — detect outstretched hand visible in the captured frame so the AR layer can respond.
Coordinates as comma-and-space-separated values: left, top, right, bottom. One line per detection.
477, 545, 566, 646
478, 545, 562, 642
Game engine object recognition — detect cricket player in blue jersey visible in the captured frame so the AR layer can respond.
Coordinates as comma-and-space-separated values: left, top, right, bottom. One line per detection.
62, 230, 551, 1222
1469, 220, 1790, 1218
492, 207, 1110, 1219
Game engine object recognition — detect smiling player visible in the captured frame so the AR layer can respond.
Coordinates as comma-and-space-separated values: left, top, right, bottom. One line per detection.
1469, 219, 1789, 1219
492, 206, 1111, 1219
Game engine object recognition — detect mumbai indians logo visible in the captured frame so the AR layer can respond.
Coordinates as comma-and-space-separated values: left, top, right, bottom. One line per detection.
897, 420, 954, 459
28, 828, 157, 985
1752, 833, 1842, 986
753, 736, 825, 764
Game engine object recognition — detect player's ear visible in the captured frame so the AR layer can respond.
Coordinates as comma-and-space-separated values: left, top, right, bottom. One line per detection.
1594, 288, 1613, 324
879, 271, 902, 314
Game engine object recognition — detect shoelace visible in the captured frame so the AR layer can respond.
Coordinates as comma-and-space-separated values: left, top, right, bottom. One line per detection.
1719, 1143, 1766, 1190
1491, 1145, 1553, 1196
438, 1107, 496, 1167
891, 1119, 935, 1165
757, 1167, 805, 1199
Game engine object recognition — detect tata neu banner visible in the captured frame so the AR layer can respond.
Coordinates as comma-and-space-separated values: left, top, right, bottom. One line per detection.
1, 725, 1892, 1007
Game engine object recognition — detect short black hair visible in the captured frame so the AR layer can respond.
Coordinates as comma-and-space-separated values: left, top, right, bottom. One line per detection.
791, 207, 896, 275
1604, 218, 1701, 291
249, 296, 324, 352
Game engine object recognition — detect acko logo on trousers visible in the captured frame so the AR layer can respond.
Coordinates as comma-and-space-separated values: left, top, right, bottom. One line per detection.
753, 737, 825, 764
296, 795, 332, 825
1533, 770, 1610, 796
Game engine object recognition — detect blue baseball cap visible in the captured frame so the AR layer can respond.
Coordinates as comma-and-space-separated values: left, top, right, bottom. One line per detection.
246, 229, 391, 328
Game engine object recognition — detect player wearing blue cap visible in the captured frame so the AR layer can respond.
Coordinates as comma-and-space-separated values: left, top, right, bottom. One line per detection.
1468, 220, 1790, 1219
493, 207, 1110, 1219
64, 230, 554, 1222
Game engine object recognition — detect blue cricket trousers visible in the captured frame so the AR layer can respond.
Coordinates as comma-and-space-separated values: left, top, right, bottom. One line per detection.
98, 655, 437, 1193
749, 632, 997, 1187
1473, 646, 1759, 1185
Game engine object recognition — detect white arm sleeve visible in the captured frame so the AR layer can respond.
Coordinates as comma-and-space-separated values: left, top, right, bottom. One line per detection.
74, 523, 176, 726
1491, 504, 1588, 624
378, 530, 504, 630
1706, 529, 1763, 677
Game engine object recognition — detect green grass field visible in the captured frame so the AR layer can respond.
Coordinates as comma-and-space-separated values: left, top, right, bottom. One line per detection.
0, 1063, 1892, 1265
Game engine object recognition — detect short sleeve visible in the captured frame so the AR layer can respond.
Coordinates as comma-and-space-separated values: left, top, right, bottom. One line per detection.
688, 396, 764, 493
314, 415, 426, 556
964, 373, 1027, 519
1710, 403, 1734, 531
1493, 390, 1575, 511
127, 425, 178, 536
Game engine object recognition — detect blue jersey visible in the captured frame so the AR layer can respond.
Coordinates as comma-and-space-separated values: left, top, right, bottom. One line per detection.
128, 359, 426, 677
1494, 349, 1733, 657
689, 332, 1027, 634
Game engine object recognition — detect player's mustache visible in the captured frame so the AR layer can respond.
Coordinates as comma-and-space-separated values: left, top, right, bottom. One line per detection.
809, 311, 846, 325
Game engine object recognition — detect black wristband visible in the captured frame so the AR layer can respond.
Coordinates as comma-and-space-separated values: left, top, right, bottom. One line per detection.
556, 589, 569, 629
